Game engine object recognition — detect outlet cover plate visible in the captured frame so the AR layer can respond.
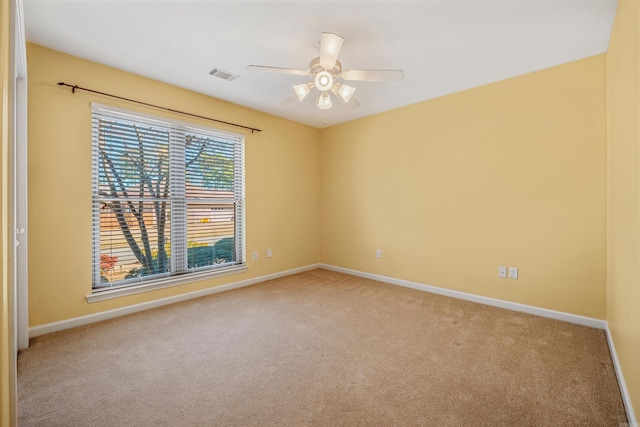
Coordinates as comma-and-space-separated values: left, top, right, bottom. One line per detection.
509, 267, 518, 279
498, 266, 507, 278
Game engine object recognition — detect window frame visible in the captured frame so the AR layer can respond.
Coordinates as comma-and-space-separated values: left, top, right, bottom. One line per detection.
88, 103, 247, 302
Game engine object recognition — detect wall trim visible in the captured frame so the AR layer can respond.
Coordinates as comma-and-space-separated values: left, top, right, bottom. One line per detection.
86, 265, 249, 303
319, 264, 607, 329
605, 323, 638, 425
29, 263, 320, 338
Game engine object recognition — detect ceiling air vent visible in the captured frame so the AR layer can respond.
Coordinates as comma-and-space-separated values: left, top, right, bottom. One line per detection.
209, 67, 239, 82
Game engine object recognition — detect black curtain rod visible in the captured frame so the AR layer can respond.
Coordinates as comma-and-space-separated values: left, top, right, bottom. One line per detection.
57, 82, 263, 133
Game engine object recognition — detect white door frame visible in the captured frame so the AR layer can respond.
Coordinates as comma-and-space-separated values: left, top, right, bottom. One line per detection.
12, 0, 28, 351
9, 0, 28, 425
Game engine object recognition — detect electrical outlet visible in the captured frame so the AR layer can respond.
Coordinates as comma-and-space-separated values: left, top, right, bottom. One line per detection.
252, 251, 258, 261
498, 266, 507, 278
376, 249, 381, 258
267, 248, 272, 258
509, 267, 518, 280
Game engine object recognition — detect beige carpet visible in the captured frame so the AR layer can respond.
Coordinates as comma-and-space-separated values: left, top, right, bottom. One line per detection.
18, 269, 626, 426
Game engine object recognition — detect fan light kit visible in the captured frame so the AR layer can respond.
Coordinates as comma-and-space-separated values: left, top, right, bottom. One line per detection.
293, 83, 311, 101
314, 70, 334, 91
337, 84, 355, 103
247, 32, 405, 111
317, 92, 332, 110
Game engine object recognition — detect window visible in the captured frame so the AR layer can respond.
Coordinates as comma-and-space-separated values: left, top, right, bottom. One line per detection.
91, 104, 245, 294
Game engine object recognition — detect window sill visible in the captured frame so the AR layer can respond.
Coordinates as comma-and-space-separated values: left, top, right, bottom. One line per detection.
86, 265, 248, 303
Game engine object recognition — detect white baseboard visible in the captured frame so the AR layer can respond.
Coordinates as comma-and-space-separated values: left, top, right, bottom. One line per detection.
320, 264, 606, 329
605, 324, 638, 425
29, 263, 321, 338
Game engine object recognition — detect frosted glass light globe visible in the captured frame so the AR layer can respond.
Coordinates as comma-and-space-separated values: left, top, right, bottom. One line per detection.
314, 70, 333, 92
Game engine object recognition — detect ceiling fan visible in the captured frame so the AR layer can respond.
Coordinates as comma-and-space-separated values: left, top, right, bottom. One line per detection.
246, 32, 405, 110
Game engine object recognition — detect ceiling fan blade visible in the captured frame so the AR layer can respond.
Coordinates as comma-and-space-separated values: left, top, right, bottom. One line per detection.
246, 65, 309, 76
344, 96, 360, 109
280, 93, 299, 105
342, 69, 405, 83
319, 32, 344, 69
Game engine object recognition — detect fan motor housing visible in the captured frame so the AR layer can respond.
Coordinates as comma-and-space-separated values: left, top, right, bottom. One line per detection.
309, 57, 342, 77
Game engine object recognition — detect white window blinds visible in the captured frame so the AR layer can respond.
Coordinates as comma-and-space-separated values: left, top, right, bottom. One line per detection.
91, 104, 245, 291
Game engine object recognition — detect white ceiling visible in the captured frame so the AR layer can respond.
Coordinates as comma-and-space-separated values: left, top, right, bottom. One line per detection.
24, 0, 617, 129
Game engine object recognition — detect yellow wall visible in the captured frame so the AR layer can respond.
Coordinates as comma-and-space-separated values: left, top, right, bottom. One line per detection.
0, 0, 10, 422
607, 0, 640, 416
321, 55, 608, 319
27, 43, 321, 326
